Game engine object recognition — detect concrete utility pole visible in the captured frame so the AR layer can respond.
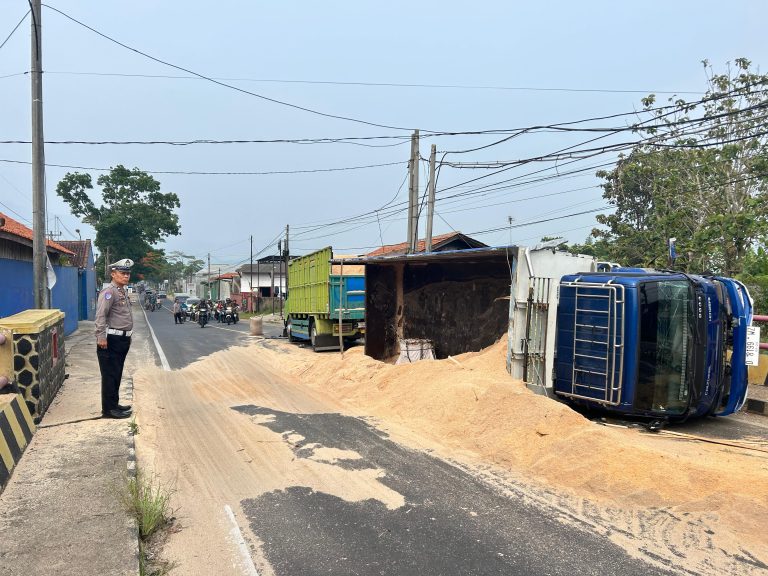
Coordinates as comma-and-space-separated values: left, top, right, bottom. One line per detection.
426, 144, 437, 252
406, 130, 420, 254
249, 235, 253, 312
31, 0, 47, 308
207, 253, 211, 299
282, 224, 289, 317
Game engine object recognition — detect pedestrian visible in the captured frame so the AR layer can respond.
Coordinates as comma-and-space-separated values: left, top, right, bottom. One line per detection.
173, 298, 182, 324
95, 258, 134, 419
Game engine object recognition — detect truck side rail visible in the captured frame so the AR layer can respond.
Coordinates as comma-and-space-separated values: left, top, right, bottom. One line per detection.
560, 280, 626, 406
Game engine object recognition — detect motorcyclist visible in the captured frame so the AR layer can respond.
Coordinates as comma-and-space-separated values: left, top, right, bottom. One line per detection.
197, 300, 209, 323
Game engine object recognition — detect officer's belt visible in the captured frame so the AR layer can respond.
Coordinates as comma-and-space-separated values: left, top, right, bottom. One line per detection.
107, 328, 133, 337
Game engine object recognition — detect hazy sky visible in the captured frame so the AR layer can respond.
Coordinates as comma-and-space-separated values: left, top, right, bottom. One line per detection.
1, 1, 767, 268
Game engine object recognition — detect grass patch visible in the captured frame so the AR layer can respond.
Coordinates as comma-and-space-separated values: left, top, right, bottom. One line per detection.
124, 470, 177, 575
129, 417, 139, 436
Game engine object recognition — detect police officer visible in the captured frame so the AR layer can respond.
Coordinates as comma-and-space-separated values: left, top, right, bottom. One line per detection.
95, 258, 134, 419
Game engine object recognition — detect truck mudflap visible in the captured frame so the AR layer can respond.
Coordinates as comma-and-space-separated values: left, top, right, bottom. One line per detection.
713, 278, 753, 416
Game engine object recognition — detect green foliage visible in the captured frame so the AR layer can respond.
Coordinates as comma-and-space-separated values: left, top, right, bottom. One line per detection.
738, 246, 768, 315
592, 59, 768, 274
124, 471, 174, 540
56, 165, 181, 282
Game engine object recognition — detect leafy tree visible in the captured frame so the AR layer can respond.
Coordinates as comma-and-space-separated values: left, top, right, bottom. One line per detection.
593, 58, 768, 275
739, 246, 768, 315
165, 251, 204, 291
56, 165, 180, 282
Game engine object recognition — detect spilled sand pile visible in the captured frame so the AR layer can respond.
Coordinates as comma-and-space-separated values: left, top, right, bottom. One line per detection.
242, 338, 768, 555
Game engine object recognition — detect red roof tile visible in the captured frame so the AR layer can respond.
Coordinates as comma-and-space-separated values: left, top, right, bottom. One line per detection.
58, 239, 92, 268
0, 212, 75, 255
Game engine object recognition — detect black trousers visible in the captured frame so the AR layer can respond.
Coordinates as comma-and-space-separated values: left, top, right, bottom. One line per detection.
97, 334, 131, 413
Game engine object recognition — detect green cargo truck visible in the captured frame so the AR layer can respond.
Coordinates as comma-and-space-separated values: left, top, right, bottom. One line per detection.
285, 247, 366, 351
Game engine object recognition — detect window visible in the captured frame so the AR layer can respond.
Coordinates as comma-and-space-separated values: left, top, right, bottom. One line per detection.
635, 280, 693, 414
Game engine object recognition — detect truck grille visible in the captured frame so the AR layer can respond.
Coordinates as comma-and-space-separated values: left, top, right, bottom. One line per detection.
562, 281, 625, 406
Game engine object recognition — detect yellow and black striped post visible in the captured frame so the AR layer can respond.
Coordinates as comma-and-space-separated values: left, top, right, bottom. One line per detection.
0, 393, 36, 491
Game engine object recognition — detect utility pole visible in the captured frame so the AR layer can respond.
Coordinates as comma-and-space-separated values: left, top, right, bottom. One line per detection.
278, 241, 283, 318
256, 255, 260, 311
31, 0, 47, 308
406, 129, 420, 254
207, 253, 211, 299
218, 267, 221, 300
426, 144, 437, 252
283, 224, 289, 317
249, 235, 253, 313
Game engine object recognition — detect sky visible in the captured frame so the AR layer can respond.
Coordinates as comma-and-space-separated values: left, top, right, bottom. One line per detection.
1, 1, 767, 270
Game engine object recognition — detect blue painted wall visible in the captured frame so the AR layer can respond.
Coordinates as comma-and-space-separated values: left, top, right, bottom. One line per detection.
0, 258, 79, 335
51, 265, 78, 334
75, 246, 97, 321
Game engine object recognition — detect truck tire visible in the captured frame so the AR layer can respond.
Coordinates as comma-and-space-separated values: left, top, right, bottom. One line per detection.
310, 321, 318, 351
287, 319, 298, 342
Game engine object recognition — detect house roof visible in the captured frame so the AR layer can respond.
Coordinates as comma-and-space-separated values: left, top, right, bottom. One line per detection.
337, 245, 517, 266
58, 239, 92, 268
208, 272, 239, 282
0, 212, 75, 255
365, 232, 487, 257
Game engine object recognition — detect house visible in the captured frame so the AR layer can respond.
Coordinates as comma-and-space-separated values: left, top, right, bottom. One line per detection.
237, 255, 287, 309
365, 231, 487, 258
58, 240, 97, 321
204, 272, 238, 301
0, 212, 79, 334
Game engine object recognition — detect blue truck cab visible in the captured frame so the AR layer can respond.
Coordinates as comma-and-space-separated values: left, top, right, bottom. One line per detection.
554, 269, 754, 421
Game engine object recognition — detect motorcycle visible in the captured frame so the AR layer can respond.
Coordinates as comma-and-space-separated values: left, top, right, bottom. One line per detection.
223, 305, 235, 325
198, 307, 209, 328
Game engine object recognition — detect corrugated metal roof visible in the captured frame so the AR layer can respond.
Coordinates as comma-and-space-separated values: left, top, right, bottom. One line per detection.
333, 245, 518, 265
365, 232, 487, 257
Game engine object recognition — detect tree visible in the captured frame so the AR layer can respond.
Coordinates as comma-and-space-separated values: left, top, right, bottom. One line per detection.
593, 58, 768, 274
738, 245, 768, 316
56, 165, 181, 281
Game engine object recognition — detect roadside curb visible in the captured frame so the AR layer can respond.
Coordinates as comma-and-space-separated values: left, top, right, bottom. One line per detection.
0, 393, 35, 491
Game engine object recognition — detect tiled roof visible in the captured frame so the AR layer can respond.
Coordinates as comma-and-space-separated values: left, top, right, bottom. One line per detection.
0, 212, 75, 255
58, 240, 92, 268
366, 232, 482, 257
211, 272, 239, 280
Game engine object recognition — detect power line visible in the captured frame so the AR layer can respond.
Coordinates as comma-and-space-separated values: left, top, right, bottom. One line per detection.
41, 4, 421, 132
0, 158, 405, 176
469, 207, 610, 237
0, 10, 29, 52
40, 70, 706, 95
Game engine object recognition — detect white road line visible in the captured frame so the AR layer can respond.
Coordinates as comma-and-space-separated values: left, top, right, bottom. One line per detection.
224, 504, 260, 576
141, 305, 171, 372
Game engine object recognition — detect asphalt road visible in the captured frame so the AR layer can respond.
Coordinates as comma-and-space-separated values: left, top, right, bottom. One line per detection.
143, 300, 285, 368
234, 405, 676, 576
133, 299, 691, 575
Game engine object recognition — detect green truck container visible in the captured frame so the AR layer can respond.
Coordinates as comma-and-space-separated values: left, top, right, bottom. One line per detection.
285, 247, 366, 351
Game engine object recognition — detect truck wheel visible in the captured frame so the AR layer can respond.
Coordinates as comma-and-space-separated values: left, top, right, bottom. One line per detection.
310, 321, 318, 351
287, 320, 297, 342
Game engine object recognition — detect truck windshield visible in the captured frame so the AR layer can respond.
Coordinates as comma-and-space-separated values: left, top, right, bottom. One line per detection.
635, 280, 694, 414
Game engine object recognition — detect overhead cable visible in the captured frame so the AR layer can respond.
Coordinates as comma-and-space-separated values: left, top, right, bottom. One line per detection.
41, 4, 422, 132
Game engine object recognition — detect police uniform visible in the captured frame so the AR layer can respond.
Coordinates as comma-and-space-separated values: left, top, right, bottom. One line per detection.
95, 259, 134, 418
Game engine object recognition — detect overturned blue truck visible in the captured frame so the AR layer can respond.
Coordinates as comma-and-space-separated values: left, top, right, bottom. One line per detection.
554, 269, 757, 421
